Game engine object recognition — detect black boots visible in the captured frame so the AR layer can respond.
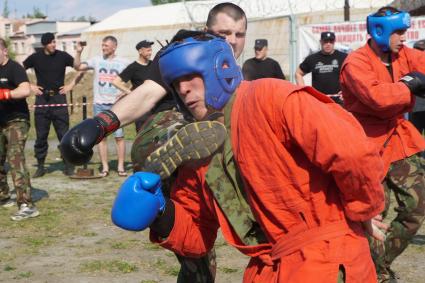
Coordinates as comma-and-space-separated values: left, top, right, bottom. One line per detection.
63, 162, 75, 176
32, 162, 46, 178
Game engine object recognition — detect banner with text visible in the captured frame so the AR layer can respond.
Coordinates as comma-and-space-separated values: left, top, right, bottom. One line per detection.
298, 16, 425, 64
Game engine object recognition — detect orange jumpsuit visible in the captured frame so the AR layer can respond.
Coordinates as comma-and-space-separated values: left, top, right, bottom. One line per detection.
340, 42, 425, 170
151, 79, 385, 283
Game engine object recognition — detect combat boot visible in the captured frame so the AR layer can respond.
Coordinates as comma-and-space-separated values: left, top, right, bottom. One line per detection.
143, 120, 227, 179
378, 267, 400, 283
32, 163, 45, 178
63, 161, 75, 176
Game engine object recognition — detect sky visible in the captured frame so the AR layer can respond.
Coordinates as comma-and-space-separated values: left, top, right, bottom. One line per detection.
6, 0, 153, 21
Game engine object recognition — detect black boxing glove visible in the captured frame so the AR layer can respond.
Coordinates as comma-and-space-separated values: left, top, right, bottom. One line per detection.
400, 71, 425, 98
60, 110, 120, 165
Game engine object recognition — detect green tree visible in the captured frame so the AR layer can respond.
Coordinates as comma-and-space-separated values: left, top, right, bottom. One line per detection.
26, 6, 46, 19
5, 37, 16, 60
2, 0, 10, 18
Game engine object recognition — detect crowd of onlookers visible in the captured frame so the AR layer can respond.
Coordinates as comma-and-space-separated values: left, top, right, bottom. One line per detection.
1, 3, 425, 283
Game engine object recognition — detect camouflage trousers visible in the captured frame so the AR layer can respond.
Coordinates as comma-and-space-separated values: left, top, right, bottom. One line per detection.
369, 153, 425, 281
131, 109, 217, 283
0, 120, 32, 206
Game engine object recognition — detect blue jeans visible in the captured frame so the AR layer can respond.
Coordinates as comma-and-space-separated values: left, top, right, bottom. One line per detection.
93, 104, 124, 138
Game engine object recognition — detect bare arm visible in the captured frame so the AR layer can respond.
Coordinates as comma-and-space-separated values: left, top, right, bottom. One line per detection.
295, 67, 306, 86
76, 62, 90, 72
73, 42, 84, 70
70, 71, 86, 87
111, 79, 167, 126
60, 71, 85, 94
112, 76, 132, 95
10, 82, 31, 99
29, 83, 43, 95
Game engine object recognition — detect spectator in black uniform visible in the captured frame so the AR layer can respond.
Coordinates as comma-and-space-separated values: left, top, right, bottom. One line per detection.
242, 39, 285, 81
23, 32, 78, 178
295, 32, 347, 104
112, 40, 155, 132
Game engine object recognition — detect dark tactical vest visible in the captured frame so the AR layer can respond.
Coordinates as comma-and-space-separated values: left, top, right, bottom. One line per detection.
205, 95, 268, 246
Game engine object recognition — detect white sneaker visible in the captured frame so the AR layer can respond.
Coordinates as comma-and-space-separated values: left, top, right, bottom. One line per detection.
1, 199, 15, 208
10, 204, 40, 221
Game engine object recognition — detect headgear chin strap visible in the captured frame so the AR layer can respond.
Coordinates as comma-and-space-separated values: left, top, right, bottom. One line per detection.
159, 34, 242, 110
367, 10, 410, 52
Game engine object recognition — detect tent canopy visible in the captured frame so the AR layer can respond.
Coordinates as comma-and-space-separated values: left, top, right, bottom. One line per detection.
85, 0, 395, 32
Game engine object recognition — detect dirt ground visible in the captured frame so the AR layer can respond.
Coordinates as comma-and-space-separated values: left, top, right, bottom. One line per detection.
0, 140, 424, 283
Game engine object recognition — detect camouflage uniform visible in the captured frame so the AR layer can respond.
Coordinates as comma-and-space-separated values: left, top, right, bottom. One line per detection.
369, 153, 425, 282
131, 109, 217, 283
0, 119, 32, 206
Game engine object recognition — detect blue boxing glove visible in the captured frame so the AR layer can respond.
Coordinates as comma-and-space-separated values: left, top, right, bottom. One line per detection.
111, 172, 166, 231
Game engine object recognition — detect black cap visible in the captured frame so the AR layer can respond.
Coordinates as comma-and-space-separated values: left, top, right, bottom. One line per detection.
321, 32, 335, 41
41, 32, 55, 45
135, 40, 154, 50
254, 39, 268, 49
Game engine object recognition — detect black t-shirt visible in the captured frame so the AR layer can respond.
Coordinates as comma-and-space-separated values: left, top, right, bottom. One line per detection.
144, 53, 176, 114
119, 60, 153, 90
23, 49, 74, 90
242, 57, 286, 81
0, 60, 30, 125
299, 50, 347, 94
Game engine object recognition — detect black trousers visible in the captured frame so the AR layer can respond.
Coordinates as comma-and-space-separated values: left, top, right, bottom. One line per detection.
34, 95, 69, 164
411, 111, 425, 134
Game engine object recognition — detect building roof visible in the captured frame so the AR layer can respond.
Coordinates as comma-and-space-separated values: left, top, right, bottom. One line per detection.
85, 0, 394, 32
57, 26, 89, 37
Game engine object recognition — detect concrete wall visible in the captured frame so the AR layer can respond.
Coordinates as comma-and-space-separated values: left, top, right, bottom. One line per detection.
26, 21, 56, 34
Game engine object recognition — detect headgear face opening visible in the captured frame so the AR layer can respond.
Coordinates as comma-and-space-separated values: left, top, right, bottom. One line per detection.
159, 34, 242, 110
367, 9, 410, 52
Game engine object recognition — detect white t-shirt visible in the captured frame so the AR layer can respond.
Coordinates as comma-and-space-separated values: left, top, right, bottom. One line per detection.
85, 55, 129, 104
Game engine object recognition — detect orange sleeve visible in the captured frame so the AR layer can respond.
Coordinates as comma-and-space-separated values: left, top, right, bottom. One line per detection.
281, 90, 385, 221
150, 165, 219, 257
406, 47, 425, 73
340, 55, 412, 117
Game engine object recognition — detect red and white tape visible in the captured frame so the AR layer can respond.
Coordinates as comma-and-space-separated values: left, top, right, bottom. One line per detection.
29, 102, 93, 108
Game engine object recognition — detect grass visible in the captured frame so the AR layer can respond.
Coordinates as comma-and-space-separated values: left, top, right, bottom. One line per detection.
220, 267, 239, 274
79, 259, 138, 273
143, 242, 162, 251
111, 242, 129, 249
83, 231, 97, 237
153, 258, 179, 276
20, 236, 53, 253
4, 265, 16, 271
16, 271, 33, 278
0, 129, 247, 282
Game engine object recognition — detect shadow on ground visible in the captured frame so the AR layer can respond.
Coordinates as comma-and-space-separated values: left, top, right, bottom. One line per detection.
411, 234, 425, 245
32, 187, 49, 203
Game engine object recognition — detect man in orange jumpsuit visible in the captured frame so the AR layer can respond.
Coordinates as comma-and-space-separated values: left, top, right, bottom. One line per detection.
112, 33, 386, 283
340, 6, 425, 282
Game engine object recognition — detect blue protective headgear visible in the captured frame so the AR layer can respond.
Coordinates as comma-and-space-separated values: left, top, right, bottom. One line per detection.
367, 9, 410, 52
159, 34, 242, 110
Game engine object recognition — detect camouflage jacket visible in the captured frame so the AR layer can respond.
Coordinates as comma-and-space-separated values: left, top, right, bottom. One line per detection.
205, 95, 267, 246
